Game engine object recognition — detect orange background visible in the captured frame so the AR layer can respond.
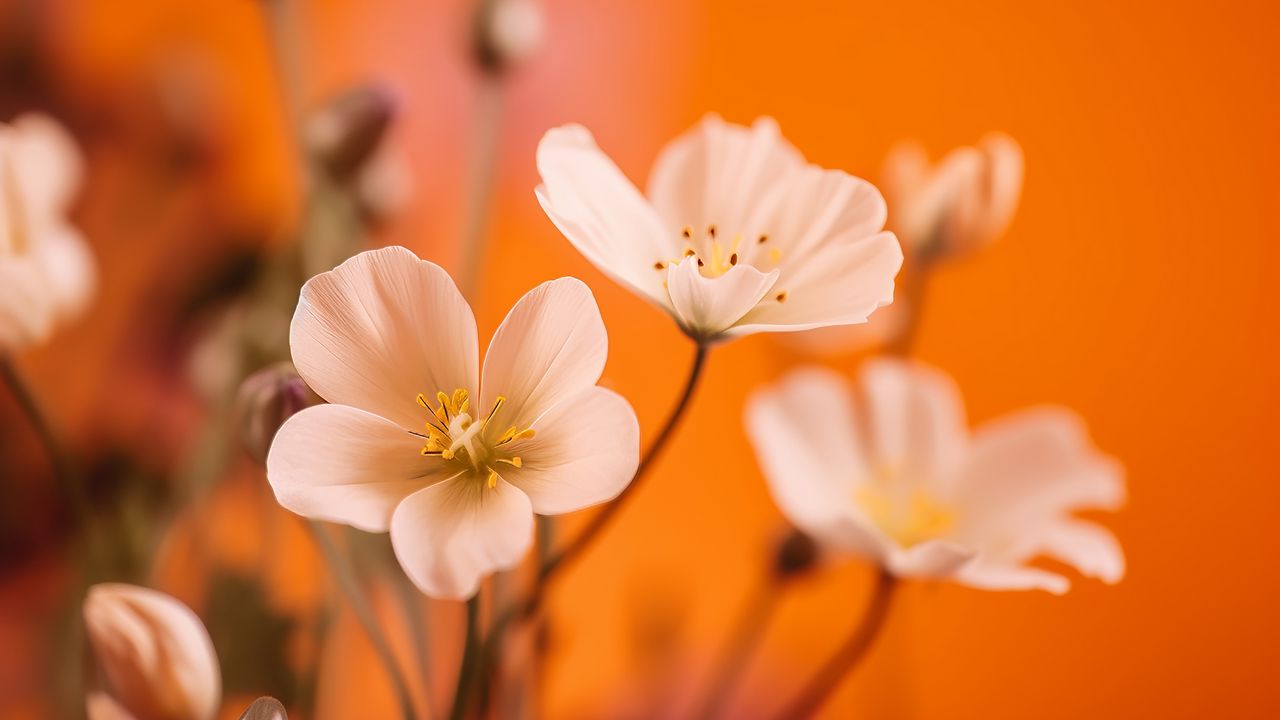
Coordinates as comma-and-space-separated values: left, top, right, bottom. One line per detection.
2, 0, 1278, 718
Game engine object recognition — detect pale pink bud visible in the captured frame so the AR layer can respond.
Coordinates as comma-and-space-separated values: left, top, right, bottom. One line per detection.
236, 362, 317, 463
83, 584, 221, 720
474, 0, 545, 72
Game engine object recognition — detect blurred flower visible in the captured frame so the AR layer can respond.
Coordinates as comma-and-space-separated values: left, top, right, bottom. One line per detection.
881, 133, 1023, 258
536, 116, 903, 343
305, 87, 412, 222
745, 360, 1125, 593
0, 114, 94, 352
235, 362, 318, 463
267, 246, 639, 599
474, 0, 545, 72
237, 697, 287, 720
83, 583, 221, 720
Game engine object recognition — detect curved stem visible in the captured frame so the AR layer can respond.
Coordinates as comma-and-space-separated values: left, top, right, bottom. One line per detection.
308, 522, 417, 720
449, 595, 482, 720
770, 567, 898, 720
0, 357, 89, 527
694, 579, 785, 719
539, 343, 709, 585
888, 250, 937, 357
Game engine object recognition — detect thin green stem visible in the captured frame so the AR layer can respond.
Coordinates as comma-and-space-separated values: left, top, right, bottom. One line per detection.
449, 595, 482, 720
694, 579, 785, 719
769, 567, 898, 720
308, 522, 417, 720
0, 357, 90, 529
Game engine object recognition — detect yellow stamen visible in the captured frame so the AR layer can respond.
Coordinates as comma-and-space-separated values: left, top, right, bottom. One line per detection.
495, 457, 522, 468
452, 388, 470, 415
486, 468, 499, 489
484, 396, 506, 428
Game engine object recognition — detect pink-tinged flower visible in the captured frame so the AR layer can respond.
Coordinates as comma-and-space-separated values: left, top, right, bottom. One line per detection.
881, 133, 1023, 257
535, 116, 903, 343
267, 246, 640, 599
0, 113, 95, 352
745, 360, 1124, 593
82, 584, 221, 720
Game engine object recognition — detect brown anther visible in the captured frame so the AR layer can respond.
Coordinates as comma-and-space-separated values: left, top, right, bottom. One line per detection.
758, 234, 769, 244
729, 253, 739, 266
776, 291, 788, 302
653, 261, 666, 270
681, 225, 693, 238
684, 248, 696, 257
707, 225, 717, 238
697, 258, 705, 267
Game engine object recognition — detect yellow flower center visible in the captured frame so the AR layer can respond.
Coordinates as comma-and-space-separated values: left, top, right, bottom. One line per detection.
415, 388, 534, 489
651, 225, 790, 304
854, 477, 956, 548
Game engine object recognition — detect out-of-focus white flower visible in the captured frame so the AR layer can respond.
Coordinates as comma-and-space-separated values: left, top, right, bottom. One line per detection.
83, 584, 221, 720
536, 116, 903, 344
0, 114, 94, 352
881, 133, 1023, 258
746, 360, 1124, 593
477, 0, 545, 70
267, 246, 639, 599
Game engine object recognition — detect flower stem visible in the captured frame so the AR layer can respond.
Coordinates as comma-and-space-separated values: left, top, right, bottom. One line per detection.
888, 249, 937, 357
770, 567, 898, 719
693, 579, 785, 719
0, 356, 90, 528
308, 521, 418, 720
457, 74, 505, 300
538, 342, 709, 585
449, 594, 483, 720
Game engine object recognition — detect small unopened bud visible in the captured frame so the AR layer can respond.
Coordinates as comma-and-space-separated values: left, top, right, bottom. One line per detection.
236, 363, 317, 463
239, 697, 288, 720
474, 0, 544, 74
83, 584, 221, 720
305, 87, 396, 181
773, 528, 819, 578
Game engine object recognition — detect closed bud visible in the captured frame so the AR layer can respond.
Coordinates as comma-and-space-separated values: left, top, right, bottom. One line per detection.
474, 0, 544, 74
236, 362, 316, 463
305, 87, 396, 181
83, 584, 221, 720
238, 697, 287, 720
773, 528, 819, 578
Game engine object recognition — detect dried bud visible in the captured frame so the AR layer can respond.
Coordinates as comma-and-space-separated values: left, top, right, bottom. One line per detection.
773, 528, 819, 578
305, 87, 396, 181
236, 362, 316, 463
83, 584, 221, 720
238, 697, 288, 720
474, 0, 545, 74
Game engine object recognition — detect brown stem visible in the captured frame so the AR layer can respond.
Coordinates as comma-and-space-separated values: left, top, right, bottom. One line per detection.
694, 579, 785, 719
770, 567, 898, 719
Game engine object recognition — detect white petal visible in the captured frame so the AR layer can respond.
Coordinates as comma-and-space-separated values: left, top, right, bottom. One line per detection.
499, 386, 639, 515
390, 476, 534, 599
1038, 519, 1125, 584
0, 254, 55, 350
731, 230, 902, 336
9, 113, 83, 216
646, 115, 804, 234
267, 404, 450, 533
857, 359, 968, 494
289, 246, 479, 431
480, 277, 607, 432
954, 561, 1071, 595
665, 258, 778, 340
535, 125, 670, 305
955, 408, 1125, 534
36, 225, 95, 322
973, 133, 1024, 244
884, 539, 975, 579
746, 368, 883, 555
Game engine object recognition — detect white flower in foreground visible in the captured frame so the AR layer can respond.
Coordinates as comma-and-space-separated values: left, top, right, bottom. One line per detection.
268, 246, 640, 599
746, 360, 1124, 593
881, 133, 1023, 257
536, 115, 903, 343
0, 113, 94, 352
83, 584, 221, 720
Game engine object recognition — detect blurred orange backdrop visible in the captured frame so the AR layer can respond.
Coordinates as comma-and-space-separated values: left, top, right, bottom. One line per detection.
3, 0, 1278, 718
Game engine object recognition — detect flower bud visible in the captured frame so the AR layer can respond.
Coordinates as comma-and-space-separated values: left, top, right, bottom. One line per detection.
83, 584, 221, 720
473, 0, 544, 74
304, 87, 396, 181
236, 362, 317, 463
238, 697, 287, 720
773, 528, 819, 578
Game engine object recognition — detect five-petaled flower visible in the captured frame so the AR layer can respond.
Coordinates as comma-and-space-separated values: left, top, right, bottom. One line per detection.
535, 115, 903, 343
0, 113, 95, 352
746, 360, 1124, 593
268, 246, 640, 599
83, 583, 222, 720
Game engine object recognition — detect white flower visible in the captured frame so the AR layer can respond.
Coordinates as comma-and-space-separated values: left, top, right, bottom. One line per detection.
746, 360, 1124, 593
83, 584, 221, 720
0, 113, 94, 351
535, 115, 903, 343
267, 246, 640, 599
